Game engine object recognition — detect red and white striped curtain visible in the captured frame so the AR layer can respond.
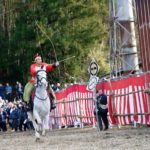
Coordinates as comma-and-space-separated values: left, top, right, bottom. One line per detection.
97, 73, 150, 125
51, 84, 94, 127
51, 73, 150, 127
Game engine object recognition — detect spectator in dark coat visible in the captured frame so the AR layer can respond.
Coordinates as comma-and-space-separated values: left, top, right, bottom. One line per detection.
18, 103, 28, 131
5, 102, 12, 127
0, 107, 7, 131
5, 83, 13, 102
55, 83, 61, 92
9, 103, 19, 131
15, 82, 23, 100
0, 83, 5, 99
94, 89, 108, 131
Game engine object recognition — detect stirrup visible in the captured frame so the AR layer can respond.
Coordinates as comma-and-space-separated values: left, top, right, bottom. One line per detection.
25, 100, 33, 111
26, 103, 32, 111
51, 104, 56, 110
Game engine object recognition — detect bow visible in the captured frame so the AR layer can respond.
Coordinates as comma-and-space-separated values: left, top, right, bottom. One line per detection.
35, 21, 58, 62
35, 21, 61, 79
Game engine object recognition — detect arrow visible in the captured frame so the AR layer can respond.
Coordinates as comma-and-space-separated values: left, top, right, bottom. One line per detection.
58, 56, 75, 63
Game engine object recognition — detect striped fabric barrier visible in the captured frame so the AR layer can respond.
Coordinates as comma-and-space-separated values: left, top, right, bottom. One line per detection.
51, 73, 150, 127
51, 84, 94, 127
97, 73, 150, 125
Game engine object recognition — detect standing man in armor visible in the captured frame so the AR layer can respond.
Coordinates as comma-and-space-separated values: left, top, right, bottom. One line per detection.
23, 53, 59, 110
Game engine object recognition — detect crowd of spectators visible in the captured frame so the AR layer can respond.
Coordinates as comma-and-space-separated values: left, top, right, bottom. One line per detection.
0, 81, 23, 102
0, 98, 34, 132
0, 81, 75, 133
0, 81, 62, 133
51, 82, 62, 92
0, 81, 34, 132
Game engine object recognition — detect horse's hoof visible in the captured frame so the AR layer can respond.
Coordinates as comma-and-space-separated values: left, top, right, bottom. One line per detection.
35, 131, 40, 141
35, 137, 40, 142
42, 130, 46, 136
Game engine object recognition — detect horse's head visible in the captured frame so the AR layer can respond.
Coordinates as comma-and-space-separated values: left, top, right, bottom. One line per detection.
36, 69, 48, 88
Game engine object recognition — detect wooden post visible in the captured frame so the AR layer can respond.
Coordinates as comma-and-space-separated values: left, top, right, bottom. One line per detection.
144, 72, 150, 123
107, 79, 119, 127
76, 85, 83, 128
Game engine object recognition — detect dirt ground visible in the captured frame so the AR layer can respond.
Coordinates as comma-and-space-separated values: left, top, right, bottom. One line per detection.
0, 126, 150, 150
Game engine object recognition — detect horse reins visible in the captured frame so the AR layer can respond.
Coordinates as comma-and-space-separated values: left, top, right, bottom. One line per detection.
35, 94, 48, 101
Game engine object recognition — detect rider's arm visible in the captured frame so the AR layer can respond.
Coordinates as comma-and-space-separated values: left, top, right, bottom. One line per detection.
44, 62, 59, 72
30, 64, 36, 77
42, 63, 54, 72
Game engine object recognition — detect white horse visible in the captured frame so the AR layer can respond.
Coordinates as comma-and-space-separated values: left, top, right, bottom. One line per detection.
28, 68, 51, 141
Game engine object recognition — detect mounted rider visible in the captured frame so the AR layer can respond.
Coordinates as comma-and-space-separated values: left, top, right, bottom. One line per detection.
23, 53, 59, 110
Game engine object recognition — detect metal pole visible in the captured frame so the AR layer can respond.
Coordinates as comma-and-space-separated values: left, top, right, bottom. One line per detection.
116, 0, 139, 72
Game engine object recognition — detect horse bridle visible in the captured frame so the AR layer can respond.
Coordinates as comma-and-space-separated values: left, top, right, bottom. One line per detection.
36, 70, 47, 87
35, 69, 48, 101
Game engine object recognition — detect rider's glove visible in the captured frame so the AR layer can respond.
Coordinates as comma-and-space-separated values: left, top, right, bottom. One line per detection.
53, 61, 59, 68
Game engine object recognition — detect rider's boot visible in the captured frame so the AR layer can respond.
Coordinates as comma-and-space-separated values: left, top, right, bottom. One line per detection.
28, 97, 34, 111
23, 82, 34, 111
51, 99, 56, 110
48, 85, 57, 111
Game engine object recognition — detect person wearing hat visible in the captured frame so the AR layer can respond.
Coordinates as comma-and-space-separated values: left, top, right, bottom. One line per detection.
23, 53, 59, 110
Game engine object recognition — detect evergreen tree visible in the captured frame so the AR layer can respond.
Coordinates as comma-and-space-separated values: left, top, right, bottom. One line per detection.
0, 0, 109, 85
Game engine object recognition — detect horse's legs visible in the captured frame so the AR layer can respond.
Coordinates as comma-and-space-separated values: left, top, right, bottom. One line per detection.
33, 110, 42, 140
34, 110, 42, 125
42, 114, 49, 136
27, 112, 36, 129
27, 111, 40, 141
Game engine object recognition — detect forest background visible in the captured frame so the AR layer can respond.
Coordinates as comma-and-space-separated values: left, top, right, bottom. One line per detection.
0, 0, 109, 85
